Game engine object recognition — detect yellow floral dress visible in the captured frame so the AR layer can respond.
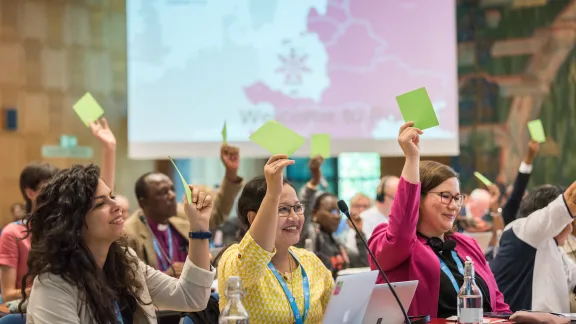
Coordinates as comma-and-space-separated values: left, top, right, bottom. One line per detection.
218, 232, 334, 323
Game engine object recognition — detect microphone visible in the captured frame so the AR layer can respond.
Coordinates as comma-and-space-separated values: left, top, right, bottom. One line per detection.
337, 200, 412, 324
139, 215, 177, 277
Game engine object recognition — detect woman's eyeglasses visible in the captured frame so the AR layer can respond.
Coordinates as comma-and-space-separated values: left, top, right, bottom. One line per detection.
278, 204, 305, 217
429, 192, 465, 207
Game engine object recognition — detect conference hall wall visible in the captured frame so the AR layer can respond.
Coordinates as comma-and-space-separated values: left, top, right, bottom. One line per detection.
455, 0, 576, 192
0, 0, 155, 226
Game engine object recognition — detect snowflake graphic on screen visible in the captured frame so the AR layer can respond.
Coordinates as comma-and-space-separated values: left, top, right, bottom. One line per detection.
275, 48, 312, 85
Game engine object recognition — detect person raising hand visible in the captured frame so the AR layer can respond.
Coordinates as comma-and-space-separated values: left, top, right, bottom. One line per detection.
368, 121, 510, 319
22, 164, 215, 323
217, 155, 334, 324
490, 181, 576, 313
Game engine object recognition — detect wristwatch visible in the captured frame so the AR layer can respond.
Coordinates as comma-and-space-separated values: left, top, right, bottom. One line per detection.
189, 231, 212, 240
490, 208, 502, 217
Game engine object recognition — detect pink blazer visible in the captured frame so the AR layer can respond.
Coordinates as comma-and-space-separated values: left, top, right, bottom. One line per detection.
367, 177, 510, 318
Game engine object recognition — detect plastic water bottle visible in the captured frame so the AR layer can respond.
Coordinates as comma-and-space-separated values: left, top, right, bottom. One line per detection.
457, 258, 483, 324
219, 276, 249, 324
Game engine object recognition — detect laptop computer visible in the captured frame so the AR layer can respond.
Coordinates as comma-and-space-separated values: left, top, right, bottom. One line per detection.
361, 280, 419, 324
322, 270, 379, 324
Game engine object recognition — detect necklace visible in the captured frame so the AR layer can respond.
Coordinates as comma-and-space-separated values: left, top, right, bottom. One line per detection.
282, 254, 294, 280
288, 254, 295, 294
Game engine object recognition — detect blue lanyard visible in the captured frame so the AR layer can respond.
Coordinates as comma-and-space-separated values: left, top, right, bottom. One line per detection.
268, 251, 310, 324
152, 226, 173, 271
438, 250, 465, 292
114, 301, 124, 324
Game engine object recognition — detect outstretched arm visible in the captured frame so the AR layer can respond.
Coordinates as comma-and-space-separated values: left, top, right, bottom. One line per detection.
513, 182, 576, 248
369, 122, 422, 271
89, 118, 117, 191
502, 141, 538, 225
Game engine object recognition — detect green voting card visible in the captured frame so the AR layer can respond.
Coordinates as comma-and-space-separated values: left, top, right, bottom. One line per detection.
221, 121, 227, 143
311, 134, 330, 158
249, 120, 305, 156
527, 119, 546, 143
73, 92, 104, 127
168, 156, 192, 203
474, 172, 492, 186
396, 87, 439, 130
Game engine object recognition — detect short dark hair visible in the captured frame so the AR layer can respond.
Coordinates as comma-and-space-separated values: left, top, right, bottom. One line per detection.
134, 172, 155, 201
517, 185, 563, 219
236, 175, 295, 239
19, 162, 59, 213
213, 175, 295, 267
312, 192, 337, 213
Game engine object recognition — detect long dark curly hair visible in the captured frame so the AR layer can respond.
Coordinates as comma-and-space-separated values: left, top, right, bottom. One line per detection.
19, 164, 150, 323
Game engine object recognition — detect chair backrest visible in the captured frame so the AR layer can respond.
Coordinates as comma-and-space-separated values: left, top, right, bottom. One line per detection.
0, 314, 26, 324
157, 310, 182, 324
462, 231, 493, 252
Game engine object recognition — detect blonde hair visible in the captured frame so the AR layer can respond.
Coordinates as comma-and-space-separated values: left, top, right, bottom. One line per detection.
350, 192, 371, 203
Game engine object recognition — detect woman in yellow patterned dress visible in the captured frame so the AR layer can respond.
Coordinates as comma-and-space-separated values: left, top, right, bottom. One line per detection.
217, 154, 334, 324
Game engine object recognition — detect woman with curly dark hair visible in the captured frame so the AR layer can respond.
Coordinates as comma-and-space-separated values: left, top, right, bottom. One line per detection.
20, 164, 215, 324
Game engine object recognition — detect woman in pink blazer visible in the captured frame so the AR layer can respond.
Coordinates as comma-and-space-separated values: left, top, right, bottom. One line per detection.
368, 122, 510, 318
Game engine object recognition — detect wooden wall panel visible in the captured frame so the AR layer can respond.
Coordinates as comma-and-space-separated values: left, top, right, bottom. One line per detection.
0, 0, 155, 226
380, 156, 453, 178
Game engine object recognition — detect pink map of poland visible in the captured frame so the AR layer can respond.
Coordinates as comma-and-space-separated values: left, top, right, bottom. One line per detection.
244, 0, 457, 138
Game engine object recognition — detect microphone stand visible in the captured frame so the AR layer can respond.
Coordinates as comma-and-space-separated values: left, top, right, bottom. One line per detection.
337, 200, 412, 324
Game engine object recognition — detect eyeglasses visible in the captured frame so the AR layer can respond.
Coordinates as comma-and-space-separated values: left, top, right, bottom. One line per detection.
278, 204, 305, 217
429, 192, 465, 207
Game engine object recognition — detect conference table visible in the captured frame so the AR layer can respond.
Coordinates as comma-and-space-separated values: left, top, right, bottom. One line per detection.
0, 311, 509, 323
0, 311, 510, 323
431, 320, 513, 324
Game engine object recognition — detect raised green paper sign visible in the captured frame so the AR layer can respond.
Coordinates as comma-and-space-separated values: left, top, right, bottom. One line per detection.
527, 119, 546, 143
474, 171, 492, 186
396, 87, 439, 130
73, 93, 104, 127
169, 156, 192, 203
249, 121, 305, 156
311, 134, 330, 158
221, 121, 227, 144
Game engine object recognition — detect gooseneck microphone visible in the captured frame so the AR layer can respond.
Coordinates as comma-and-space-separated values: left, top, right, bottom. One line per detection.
139, 215, 177, 277
337, 200, 412, 324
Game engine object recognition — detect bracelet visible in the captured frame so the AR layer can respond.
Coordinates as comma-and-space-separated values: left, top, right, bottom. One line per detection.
189, 231, 212, 240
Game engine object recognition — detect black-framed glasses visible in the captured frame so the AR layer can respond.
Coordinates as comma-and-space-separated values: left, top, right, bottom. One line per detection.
278, 204, 305, 217
429, 192, 465, 207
